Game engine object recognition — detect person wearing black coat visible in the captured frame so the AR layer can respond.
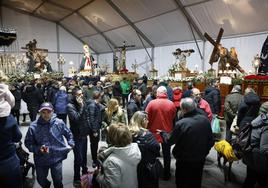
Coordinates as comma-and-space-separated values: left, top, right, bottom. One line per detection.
160, 98, 214, 188
127, 89, 142, 122
67, 87, 90, 185
112, 81, 122, 104
22, 83, 44, 122
242, 113, 268, 188
204, 80, 221, 115
10, 85, 22, 125
237, 87, 261, 129
129, 111, 160, 188
87, 90, 104, 168
0, 114, 23, 188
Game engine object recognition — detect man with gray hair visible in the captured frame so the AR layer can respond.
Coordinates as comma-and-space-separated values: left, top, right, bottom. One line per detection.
159, 97, 214, 188
146, 85, 176, 180
224, 85, 243, 141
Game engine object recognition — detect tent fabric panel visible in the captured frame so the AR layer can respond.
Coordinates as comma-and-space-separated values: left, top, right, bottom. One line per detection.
111, 0, 177, 22
82, 34, 112, 53
135, 10, 199, 46
48, 0, 90, 10
35, 2, 72, 21
2, 0, 43, 12
61, 14, 98, 37
79, 0, 127, 32
104, 25, 150, 48
180, 0, 208, 6
187, 0, 268, 38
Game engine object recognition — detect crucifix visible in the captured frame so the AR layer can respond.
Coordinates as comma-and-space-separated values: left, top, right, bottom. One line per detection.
204, 28, 245, 75
115, 41, 135, 72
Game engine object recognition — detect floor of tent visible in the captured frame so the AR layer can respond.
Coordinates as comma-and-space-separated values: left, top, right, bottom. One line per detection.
19, 118, 246, 188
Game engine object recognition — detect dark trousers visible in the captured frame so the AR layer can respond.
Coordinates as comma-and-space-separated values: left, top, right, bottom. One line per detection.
243, 166, 268, 188
0, 156, 22, 188
57, 114, 67, 124
175, 160, 205, 188
73, 137, 88, 181
36, 162, 63, 188
225, 120, 233, 141
29, 108, 38, 122
11, 109, 20, 125
161, 142, 171, 175
89, 131, 100, 162
122, 94, 129, 108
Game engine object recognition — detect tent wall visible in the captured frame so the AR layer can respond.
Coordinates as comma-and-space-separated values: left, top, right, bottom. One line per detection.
0, 7, 88, 74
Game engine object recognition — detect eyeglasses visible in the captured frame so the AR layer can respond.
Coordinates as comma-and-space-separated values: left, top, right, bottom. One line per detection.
136, 94, 142, 96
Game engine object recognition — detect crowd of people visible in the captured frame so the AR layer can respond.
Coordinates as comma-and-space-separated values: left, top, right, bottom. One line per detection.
1, 68, 268, 188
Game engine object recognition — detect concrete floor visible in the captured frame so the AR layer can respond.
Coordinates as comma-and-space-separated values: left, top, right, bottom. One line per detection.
19, 118, 246, 188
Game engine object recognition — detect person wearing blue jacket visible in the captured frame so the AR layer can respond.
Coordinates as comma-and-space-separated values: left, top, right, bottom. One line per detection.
25, 102, 74, 188
53, 86, 68, 124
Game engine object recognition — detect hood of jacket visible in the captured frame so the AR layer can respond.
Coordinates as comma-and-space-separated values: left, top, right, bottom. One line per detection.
204, 86, 218, 94
0, 83, 8, 98
251, 113, 268, 128
104, 143, 141, 166
244, 92, 260, 106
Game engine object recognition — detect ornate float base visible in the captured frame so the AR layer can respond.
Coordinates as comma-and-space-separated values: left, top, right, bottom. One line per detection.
106, 72, 138, 82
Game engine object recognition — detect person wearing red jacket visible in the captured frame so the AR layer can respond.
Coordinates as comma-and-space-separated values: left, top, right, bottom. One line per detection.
192, 88, 213, 122
173, 87, 183, 111
145, 86, 176, 180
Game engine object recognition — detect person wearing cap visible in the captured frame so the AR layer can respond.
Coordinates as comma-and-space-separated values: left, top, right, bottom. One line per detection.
224, 85, 243, 141
25, 102, 74, 188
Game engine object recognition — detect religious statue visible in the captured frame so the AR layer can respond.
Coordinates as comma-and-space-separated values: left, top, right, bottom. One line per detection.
258, 36, 268, 74
79, 44, 97, 75
217, 45, 244, 74
23, 39, 52, 73
204, 28, 244, 75
172, 48, 194, 71
115, 41, 135, 73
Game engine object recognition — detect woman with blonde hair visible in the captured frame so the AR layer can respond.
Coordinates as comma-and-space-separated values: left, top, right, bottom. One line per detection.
103, 98, 126, 127
96, 123, 141, 188
129, 111, 160, 188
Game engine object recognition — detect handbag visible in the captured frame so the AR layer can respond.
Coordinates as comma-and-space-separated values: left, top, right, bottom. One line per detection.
212, 117, 221, 134
230, 114, 239, 134
145, 159, 163, 180
81, 171, 100, 188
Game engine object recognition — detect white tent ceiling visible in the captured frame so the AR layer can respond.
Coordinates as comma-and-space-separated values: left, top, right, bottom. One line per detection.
2, 0, 268, 54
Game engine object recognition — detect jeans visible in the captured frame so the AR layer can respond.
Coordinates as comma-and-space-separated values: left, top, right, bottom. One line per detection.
161, 142, 171, 175
36, 162, 63, 188
89, 130, 100, 162
11, 109, 20, 125
73, 137, 88, 181
29, 108, 38, 122
122, 94, 129, 108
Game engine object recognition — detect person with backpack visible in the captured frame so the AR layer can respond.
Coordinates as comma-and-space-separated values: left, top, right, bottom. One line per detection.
237, 87, 260, 129
53, 86, 68, 124
242, 113, 268, 188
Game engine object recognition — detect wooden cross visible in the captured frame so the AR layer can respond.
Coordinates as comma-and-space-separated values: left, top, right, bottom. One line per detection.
204, 28, 224, 66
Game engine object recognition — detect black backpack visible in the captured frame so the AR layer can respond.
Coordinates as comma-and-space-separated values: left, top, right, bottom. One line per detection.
231, 122, 263, 159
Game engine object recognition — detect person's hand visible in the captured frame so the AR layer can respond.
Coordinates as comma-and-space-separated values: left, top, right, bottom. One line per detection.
93, 132, 98, 137
76, 96, 84, 107
156, 129, 163, 135
40, 145, 49, 154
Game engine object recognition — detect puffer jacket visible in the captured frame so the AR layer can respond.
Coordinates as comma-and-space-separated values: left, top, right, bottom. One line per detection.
96, 143, 141, 188
0, 83, 15, 117
243, 114, 268, 174
53, 90, 68, 114
204, 86, 221, 114
237, 92, 260, 128
67, 96, 90, 137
